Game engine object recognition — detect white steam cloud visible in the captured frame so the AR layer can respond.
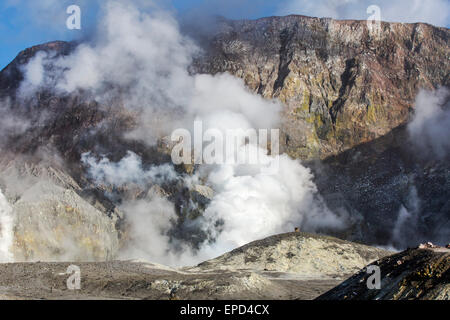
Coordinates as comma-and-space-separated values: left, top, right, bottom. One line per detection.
198, 151, 345, 255
408, 87, 450, 159
118, 193, 208, 267
15, 0, 346, 266
278, 0, 450, 27
20, 1, 280, 144
391, 187, 421, 249
81, 151, 178, 187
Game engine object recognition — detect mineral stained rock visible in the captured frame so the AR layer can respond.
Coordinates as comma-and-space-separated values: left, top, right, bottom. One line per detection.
193, 16, 449, 159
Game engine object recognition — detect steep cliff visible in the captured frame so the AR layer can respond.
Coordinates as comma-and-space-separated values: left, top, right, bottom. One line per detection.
0, 15, 448, 261
0, 232, 390, 300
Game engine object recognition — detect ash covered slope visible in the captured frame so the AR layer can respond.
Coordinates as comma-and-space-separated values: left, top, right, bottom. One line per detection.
191, 232, 390, 278
318, 246, 450, 300
0, 232, 390, 300
193, 15, 450, 159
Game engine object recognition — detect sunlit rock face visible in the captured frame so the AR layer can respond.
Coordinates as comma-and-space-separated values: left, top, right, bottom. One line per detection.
12, 181, 120, 262
193, 16, 449, 159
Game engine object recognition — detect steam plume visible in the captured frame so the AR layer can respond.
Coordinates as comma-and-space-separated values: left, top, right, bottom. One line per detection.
408, 87, 450, 159
0, 189, 13, 262
12, 0, 347, 265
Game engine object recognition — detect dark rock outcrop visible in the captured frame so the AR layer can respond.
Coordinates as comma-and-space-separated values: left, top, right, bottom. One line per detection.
317, 246, 450, 300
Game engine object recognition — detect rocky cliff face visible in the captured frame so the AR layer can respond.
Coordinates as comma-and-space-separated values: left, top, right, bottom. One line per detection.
193, 16, 450, 159
0, 232, 389, 300
3, 16, 449, 162
0, 15, 448, 262
318, 246, 450, 300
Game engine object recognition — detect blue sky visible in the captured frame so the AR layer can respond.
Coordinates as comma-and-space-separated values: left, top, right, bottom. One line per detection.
0, 0, 280, 69
1, 0, 449, 70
